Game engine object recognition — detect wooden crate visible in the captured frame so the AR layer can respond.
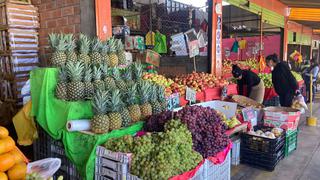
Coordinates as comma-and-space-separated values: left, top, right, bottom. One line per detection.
0, 2, 39, 29
0, 0, 31, 5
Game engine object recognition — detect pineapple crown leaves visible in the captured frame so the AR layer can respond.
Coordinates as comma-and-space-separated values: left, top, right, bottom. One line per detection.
91, 38, 103, 53
132, 62, 143, 80
93, 66, 103, 81
112, 68, 122, 81
126, 84, 138, 105
78, 33, 91, 54
101, 41, 110, 55
139, 81, 151, 104
92, 90, 108, 115
157, 85, 166, 102
107, 89, 124, 112
66, 61, 84, 82
149, 84, 158, 103
65, 34, 76, 53
101, 63, 111, 78
116, 39, 124, 52
58, 67, 68, 82
84, 67, 93, 82
108, 37, 117, 53
123, 68, 132, 81
49, 33, 67, 52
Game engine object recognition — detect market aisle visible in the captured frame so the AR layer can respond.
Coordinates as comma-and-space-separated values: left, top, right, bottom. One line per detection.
231, 102, 320, 180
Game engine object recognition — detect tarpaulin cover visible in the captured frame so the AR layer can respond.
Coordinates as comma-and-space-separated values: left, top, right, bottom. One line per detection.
30, 68, 143, 180
170, 142, 232, 180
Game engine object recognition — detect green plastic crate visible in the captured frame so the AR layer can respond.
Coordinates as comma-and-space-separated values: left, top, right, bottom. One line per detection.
285, 130, 298, 157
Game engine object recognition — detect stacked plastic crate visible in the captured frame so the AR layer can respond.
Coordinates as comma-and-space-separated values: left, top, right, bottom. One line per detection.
95, 146, 141, 180
0, 1, 39, 107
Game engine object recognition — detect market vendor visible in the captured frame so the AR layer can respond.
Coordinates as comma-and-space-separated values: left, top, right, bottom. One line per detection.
266, 53, 299, 107
303, 59, 319, 102
232, 65, 265, 103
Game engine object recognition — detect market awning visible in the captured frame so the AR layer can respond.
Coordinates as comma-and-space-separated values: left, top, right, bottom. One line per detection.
289, 8, 320, 22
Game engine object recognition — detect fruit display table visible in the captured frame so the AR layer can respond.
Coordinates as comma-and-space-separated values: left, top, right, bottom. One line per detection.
30, 68, 143, 180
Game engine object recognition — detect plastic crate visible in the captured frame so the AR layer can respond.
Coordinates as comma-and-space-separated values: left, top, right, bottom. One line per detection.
285, 130, 298, 157
240, 147, 284, 171
33, 125, 81, 180
191, 150, 231, 180
231, 139, 240, 166
241, 126, 285, 154
263, 96, 280, 107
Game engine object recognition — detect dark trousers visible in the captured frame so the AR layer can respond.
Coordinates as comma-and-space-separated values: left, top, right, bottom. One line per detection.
305, 79, 316, 102
279, 93, 294, 107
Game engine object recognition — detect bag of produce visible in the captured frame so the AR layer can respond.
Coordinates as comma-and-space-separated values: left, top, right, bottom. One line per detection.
292, 92, 308, 111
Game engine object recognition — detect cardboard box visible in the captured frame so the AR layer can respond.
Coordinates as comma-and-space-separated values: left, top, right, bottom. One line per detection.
263, 107, 301, 131
173, 100, 237, 119
135, 49, 160, 67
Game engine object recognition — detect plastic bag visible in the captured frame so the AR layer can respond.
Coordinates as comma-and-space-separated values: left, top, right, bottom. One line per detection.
27, 158, 61, 179
292, 93, 308, 110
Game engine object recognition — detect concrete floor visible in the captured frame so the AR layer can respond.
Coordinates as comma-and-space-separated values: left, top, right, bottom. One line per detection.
231, 98, 320, 180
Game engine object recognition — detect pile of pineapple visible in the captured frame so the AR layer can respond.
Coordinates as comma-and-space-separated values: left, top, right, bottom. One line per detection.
90, 63, 168, 134
49, 33, 127, 67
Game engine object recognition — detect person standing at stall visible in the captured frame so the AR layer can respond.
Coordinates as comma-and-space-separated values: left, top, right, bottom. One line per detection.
304, 59, 319, 102
232, 65, 265, 104
266, 54, 299, 107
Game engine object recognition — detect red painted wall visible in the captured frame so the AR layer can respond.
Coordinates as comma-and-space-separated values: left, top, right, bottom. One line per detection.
222, 35, 281, 60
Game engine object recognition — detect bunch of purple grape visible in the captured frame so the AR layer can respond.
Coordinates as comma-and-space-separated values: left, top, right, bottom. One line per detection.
144, 111, 173, 132
175, 105, 229, 158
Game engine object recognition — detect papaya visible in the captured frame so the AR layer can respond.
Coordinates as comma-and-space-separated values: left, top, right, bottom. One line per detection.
7, 162, 27, 180
0, 126, 9, 139
0, 153, 15, 172
0, 136, 15, 155
0, 172, 8, 180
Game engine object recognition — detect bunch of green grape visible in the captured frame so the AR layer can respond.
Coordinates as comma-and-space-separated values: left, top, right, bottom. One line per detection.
104, 119, 203, 180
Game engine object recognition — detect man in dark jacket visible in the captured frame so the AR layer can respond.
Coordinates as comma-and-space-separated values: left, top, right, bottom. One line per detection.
266, 54, 299, 107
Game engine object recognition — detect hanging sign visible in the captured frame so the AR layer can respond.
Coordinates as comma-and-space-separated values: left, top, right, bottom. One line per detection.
186, 87, 196, 103
216, 15, 222, 65
185, 29, 200, 58
166, 93, 180, 110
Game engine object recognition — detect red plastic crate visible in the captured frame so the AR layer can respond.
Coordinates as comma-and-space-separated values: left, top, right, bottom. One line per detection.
196, 91, 205, 102
204, 87, 221, 101
179, 97, 189, 106
227, 84, 238, 95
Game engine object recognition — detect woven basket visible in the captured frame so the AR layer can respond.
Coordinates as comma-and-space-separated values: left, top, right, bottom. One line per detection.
232, 95, 264, 108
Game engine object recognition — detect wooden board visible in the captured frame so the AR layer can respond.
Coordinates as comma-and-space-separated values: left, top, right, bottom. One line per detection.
1, 0, 31, 5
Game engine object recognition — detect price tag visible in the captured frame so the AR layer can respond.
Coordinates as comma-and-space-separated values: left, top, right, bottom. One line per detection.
166, 93, 180, 110
221, 85, 228, 99
242, 107, 257, 127
186, 87, 196, 103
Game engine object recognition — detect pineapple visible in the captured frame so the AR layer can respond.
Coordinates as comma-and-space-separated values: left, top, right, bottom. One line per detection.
84, 67, 94, 99
91, 90, 109, 134
108, 37, 119, 67
158, 85, 167, 111
116, 39, 127, 65
90, 38, 103, 65
55, 67, 68, 100
150, 84, 162, 114
119, 91, 132, 127
107, 89, 123, 130
132, 62, 143, 85
65, 34, 77, 63
78, 33, 91, 64
101, 41, 110, 66
126, 84, 141, 122
112, 68, 127, 91
66, 62, 85, 101
123, 67, 134, 87
93, 66, 105, 90
49, 33, 67, 67
101, 63, 116, 90
139, 81, 152, 120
